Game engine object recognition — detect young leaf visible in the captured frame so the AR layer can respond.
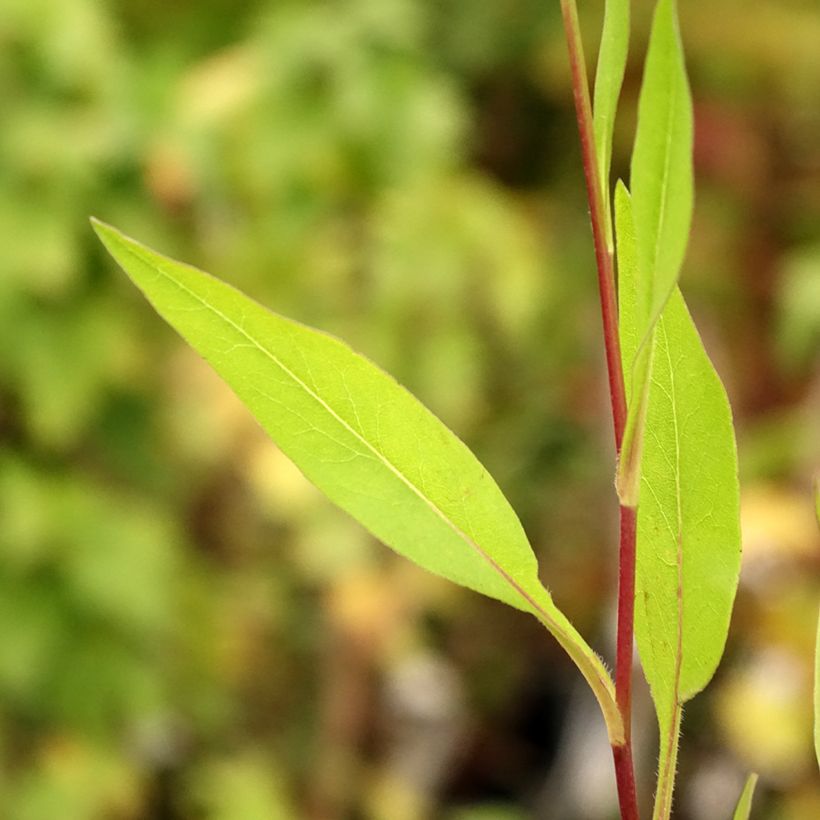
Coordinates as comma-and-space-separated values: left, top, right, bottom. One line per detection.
91, 219, 624, 745
731, 773, 758, 820
631, 0, 693, 325
593, 0, 630, 251
619, 0, 694, 505
815, 605, 820, 770
617, 190, 742, 818
615, 181, 653, 505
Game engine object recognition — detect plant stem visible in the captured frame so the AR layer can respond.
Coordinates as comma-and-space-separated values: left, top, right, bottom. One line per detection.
559, 0, 627, 445
653, 704, 683, 819
558, 3, 639, 819
616, 504, 637, 735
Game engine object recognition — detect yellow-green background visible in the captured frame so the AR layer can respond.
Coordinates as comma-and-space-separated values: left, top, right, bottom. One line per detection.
1, 0, 818, 817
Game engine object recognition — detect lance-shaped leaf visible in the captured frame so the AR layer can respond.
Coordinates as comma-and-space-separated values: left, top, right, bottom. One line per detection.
631, 0, 693, 327
615, 182, 654, 499
731, 773, 758, 820
618, 0, 694, 505
593, 0, 630, 252
815, 605, 820, 770
91, 219, 624, 745
617, 192, 742, 818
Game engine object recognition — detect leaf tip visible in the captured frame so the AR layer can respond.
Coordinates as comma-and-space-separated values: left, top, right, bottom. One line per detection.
732, 772, 759, 820
89, 216, 119, 249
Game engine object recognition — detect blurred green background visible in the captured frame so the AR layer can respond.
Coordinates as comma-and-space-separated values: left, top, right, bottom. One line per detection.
1, 0, 818, 817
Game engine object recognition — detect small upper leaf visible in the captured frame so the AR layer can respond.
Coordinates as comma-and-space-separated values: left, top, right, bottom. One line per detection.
815, 605, 820, 770
593, 0, 630, 252
620, 0, 694, 506
731, 773, 758, 820
615, 181, 653, 505
631, 0, 693, 328
91, 218, 623, 744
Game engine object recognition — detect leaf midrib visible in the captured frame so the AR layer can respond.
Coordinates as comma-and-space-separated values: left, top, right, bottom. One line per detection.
647, 40, 680, 323
651, 315, 685, 819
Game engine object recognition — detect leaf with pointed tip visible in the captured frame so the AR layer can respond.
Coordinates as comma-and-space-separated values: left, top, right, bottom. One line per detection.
631, 0, 693, 325
91, 218, 624, 745
593, 0, 630, 252
619, 0, 694, 506
617, 190, 742, 818
731, 773, 758, 820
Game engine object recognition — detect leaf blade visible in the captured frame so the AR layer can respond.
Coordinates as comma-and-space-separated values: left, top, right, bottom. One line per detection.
615, 181, 653, 505
631, 0, 694, 327
815, 604, 820, 771
617, 188, 741, 817
620, 0, 694, 505
640, 294, 741, 703
593, 0, 630, 251
91, 218, 624, 744
639, 293, 741, 817
731, 773, 758, 820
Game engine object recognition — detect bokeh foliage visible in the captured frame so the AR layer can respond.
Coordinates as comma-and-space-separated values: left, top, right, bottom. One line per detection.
0, 0, 818, 817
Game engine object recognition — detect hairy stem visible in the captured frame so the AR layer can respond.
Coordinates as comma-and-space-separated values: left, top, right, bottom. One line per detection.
653, 704, 683, 820
559, 2, 638, 818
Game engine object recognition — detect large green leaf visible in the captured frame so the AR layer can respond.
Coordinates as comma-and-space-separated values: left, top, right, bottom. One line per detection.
731, 773, 758, 820
616, 193, 742, 818
593, 0, 630, 252
619, 0, 694, 505
91, 219, 624, 745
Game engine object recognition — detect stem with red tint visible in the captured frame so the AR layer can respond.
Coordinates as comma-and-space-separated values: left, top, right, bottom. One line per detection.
558, 2, 638, 819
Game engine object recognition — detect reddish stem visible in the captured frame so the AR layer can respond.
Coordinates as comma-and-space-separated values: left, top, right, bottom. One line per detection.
612, 743, 641, 820
559, 2, 638, 819
559, 0, 627, 446
616, 504, 637, 735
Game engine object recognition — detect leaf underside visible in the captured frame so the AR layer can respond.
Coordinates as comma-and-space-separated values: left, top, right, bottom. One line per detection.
91, 218, 624, 745
617, 191, 741, 819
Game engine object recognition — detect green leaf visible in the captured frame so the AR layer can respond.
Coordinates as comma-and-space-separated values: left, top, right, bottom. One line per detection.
631, 0, 693, 325
615, 181, 653, 504
619, 0, 694, 505
90, 218, 624, 745
637, 294, 741, 819
815, 604, 820, 771
731, 773, 758, 820
593, 0, 630, 252
617, 189, 741, 818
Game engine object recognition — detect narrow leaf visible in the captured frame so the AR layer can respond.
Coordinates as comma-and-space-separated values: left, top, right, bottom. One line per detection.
617, 189, 742, 818
615, 181, 653, 505
593, 0, 630, 251
631, 0, 693, 325
815, 605, 820, 770
620, 0, 694, 506
91, 219, 624, 745
731, 773, 758, 820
